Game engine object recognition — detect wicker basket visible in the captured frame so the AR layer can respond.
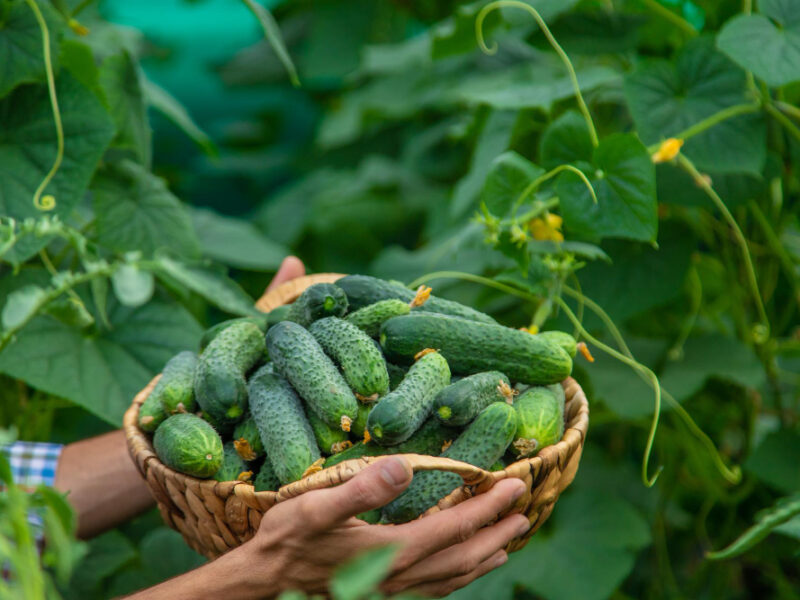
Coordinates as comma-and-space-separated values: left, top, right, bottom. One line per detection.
123, 273, 589, 560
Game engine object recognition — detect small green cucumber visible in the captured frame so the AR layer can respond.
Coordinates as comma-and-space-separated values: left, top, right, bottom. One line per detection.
153, 413, 224, 479
325, 418, 457, 468
138, 392, 167, 433
309, 317, 390, 398
199, 409, 234, 437
248, 364, 321, 485
511, 386, 565, 457
350, 403, 373, 439
387, 363, 408, 390
346, 299, 410, 337
194, 321, 266, 427
536, 331, 577, 357
286, 283, 349, 328
366, 351, 451, 446
381, 313, 572, 385
265, 321, 358, 431
214, 442, 251, 482
151, 351, 199, 415
382, 402, 517, 523
434, 371, 512, 427
233, 416, 265, 460
254, 459, 280, 492
199, 316, 268, 352
336, 275, 497, 324
357, 509, 382, 524
307, 409, 352, 455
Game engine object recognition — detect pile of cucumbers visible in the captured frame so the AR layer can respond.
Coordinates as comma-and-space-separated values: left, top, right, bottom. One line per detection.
139, 275, 576, 524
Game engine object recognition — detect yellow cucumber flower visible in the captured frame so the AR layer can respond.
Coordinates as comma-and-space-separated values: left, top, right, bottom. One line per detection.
652, 138, 683, 163
529, 213, 564, 242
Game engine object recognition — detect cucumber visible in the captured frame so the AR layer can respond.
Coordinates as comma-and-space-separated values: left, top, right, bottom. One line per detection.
309, 317, 390, 398
366, 351, 451, 446
214, 442, 251, 482
194, 321, 266, 427
138, 391, 167, 433
382, 402, 517, 523
233, 416, 265, 460
387, 363, 408, 391
248, 364, 321, 485
254, 459, 280, 492
265, 321, 358, 430
286, 283, 348, 328
325, 418, 456, 468
350, 402, 373, 439
511, 386, 565, 457
307, 409, 351, 455
381, 313, 572, 385
199, 316, 268, 352
336, 275, 497, 324
357, 509, 382, 524
153, 413, 223, 479
433, 371, 512, 427
150, 351, 199, 415
199, 409, 234, 437
536, 331, 577, 358
346, 299, 410, 337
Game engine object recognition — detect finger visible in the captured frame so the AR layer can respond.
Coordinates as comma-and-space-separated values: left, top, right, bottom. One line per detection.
394, 478, 525, 566
267, 256, 305, 292
292, 456, 413, 533
401, 550, 507, 598
389, 513, 527, 586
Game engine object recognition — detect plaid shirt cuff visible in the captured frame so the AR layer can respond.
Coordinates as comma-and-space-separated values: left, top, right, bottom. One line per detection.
1, 441, 63, 492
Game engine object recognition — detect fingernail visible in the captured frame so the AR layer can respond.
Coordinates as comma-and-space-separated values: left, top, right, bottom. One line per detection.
495, 552, 508, 567
516, 518, 530, 537
511, 483, 525, 502
381, 457, 409, 486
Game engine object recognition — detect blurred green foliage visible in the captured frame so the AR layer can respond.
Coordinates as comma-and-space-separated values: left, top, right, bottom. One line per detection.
0, 0, 799, 598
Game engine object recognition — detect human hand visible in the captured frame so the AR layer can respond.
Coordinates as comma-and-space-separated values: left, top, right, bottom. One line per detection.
242, 456, 529, 598
266, 256, 305, 292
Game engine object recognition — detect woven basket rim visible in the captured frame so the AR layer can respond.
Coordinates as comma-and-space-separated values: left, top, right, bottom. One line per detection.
123, 273, 589, 511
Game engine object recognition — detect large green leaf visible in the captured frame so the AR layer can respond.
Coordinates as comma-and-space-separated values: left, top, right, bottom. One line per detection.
330, 545, 398, 600
0, 72, 115, 221
745, 429, 800, 493
717, 0, 800, 88
557, 133, 657, 242
0, 0, 63, 97
99, 51, 151, 166
0, 298, 202, 425
539, 109, 593, 169
92, 160, 199, 258
480, 151, 544, 217
625, 37, 766, 175
190, 207, 287, 271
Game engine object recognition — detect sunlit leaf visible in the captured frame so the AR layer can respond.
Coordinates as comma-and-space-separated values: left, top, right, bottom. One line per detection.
481, 151, 544, 217
330, 545, 398, 600
111, 263, 155, 308
2, 284, 46, 330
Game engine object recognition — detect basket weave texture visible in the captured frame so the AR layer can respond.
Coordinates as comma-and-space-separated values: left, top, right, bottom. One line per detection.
123, 274, 589, 560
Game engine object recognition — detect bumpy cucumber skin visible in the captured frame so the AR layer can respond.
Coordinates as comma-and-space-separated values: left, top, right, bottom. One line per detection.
309, 317, 390, 397
138, 392, 167, 433
286, 283, 349, 328
266, 321, 358, 429
381, 313, 572, 385
511, 386, 565, 456
199, 316, 268, 352
336, 275, 497, 324
254, 459, 280, 492
351, 403, 373, 439
346, 299, 410, 338
151, 351, 199, 415
387, 363, 408, 390
537, 331, 577, 358
433, 371, 511, 427
366, 352, 451, 446
382, 402, 517, 523
248, 364, 321, 485
194, 321, 265, 427
233, 416, 265, 459
325, 418, 456, 468
214, 442, 250, 482
153, 414, 223, 479
307, 409, 350, 455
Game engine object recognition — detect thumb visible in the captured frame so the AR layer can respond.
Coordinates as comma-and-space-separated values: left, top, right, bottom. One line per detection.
300, 456, 413, 532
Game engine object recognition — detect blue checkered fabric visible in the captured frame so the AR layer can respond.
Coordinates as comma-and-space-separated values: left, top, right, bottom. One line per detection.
1, 441, 62, 492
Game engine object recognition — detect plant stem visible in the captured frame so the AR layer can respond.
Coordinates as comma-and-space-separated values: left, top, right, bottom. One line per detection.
749, 201, 800, 304
764, 102, 800, 143
677, 154, 770, 343
774, 100, 800, 121
647, 104, 760, 153
513, 164, 597, 215
641, 0, 698, 36
407, 270, 533, 302
476, 0, 599, 147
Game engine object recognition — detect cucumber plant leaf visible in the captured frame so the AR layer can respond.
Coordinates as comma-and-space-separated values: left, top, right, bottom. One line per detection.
111, 264, 154, 308
480, 151, 544, 217
329, 544, 398, 600
0, 0, 63, 97
0, 299, 202, 425
92, 160, 199, 259
557, 133, 657, 243
624, 37, 766, 175
717, 0, 800, 88
539, 109, 593, 169
745, 429, 800, 493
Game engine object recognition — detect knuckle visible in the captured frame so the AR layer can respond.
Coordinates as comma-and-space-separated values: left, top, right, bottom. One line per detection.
457, 516, 480, 543
456, 555, 477, 577
348, 477, 378, 508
